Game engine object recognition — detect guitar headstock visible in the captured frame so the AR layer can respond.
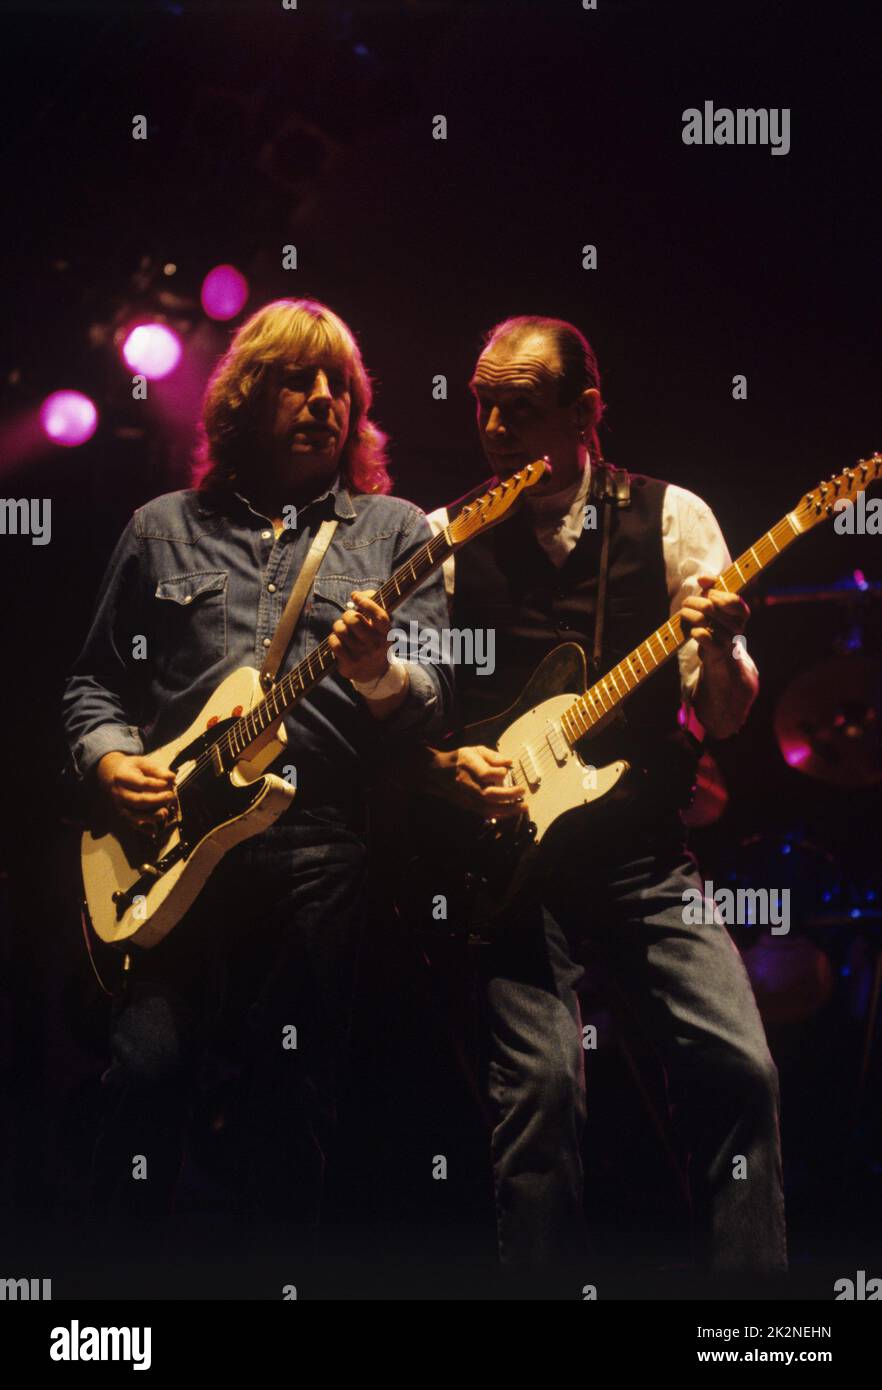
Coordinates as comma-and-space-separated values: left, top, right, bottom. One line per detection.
792, 453, 882, 532
449, 459, 550, 544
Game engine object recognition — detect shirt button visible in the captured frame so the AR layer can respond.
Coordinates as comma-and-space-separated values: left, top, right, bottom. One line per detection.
261, 530, 272, 540
263, 637, 271, 648
267, 583, 277, 593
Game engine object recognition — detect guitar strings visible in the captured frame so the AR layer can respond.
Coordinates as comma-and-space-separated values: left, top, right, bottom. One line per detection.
173, 468, 877, 797
496, 509, 804, 785
177, 522, 767, 792
172, 481, 523, 790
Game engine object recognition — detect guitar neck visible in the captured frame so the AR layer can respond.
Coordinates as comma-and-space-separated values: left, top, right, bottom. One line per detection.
561, 503, 808, 744
220, 526, 456, 767
211, 458, 549, 767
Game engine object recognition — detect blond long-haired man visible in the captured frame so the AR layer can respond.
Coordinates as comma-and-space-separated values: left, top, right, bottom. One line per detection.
62, 299, 453, 1272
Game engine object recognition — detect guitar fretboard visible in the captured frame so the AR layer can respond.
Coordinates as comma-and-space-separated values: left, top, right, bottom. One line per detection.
171, 458, 548, 787
218, 526, 454, 767
560, 510, 804, 744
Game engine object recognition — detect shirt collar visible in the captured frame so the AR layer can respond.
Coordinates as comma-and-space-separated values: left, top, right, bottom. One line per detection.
297, 471, 357, 521
227, 470, 357, 525
330, 478, 357, 520
524, 458, 592, 518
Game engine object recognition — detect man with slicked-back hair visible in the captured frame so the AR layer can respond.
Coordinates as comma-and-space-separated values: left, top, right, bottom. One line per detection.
421, 314, 786, 1285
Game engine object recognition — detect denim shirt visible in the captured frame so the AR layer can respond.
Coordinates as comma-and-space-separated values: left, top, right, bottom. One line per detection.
61, 476, 453, 824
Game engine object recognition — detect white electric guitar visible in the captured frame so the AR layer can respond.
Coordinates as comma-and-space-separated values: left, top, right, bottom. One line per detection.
407, 455, 881, 926
81, 461, 548, 948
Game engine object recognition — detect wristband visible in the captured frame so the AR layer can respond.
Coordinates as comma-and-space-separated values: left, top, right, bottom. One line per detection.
350, 656, 408, 701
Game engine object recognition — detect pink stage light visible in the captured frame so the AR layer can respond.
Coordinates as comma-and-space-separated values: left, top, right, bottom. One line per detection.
40, 390, 98, 447
785, 745, 811, 768
201, 264, 249, 321
122, 323, 183, 380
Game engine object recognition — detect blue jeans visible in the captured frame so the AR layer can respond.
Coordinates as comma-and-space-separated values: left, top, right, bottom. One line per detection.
480, 830, 787, 1275
91, 810, 366, 1232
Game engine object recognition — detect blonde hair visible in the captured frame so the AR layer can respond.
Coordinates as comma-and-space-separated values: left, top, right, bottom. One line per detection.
193, 298, 392, 496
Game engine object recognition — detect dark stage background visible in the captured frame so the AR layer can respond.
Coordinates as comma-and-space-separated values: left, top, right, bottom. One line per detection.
0, 0, 879, 1297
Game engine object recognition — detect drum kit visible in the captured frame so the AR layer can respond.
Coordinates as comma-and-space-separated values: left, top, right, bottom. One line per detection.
685, 569, 881, 1120
685, 570, 881, 828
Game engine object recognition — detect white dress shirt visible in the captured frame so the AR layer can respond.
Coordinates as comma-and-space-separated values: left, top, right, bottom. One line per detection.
427, 461, 757, 708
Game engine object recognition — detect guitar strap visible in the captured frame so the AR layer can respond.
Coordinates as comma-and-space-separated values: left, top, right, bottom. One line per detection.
589, 460, 631, 676
259, 518, 339, 690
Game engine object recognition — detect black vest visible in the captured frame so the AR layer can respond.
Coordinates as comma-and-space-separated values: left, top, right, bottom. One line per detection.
449, 471, 700, 820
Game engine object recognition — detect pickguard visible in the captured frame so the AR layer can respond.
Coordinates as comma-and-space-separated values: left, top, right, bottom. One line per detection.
495, 696, 630, 843
403, 645, 634, 927
170, 720, 266, 850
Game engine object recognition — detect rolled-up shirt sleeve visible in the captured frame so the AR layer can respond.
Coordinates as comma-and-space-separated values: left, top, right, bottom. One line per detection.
61, 515, 148, 780
663, 484, 759, 706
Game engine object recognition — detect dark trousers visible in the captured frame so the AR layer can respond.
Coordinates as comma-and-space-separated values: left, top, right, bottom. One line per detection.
91, 811, 366, 1237
480, 829, 788, 1275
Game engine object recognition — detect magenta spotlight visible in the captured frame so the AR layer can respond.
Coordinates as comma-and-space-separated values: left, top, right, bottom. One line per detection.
40, 390, 98, 447
200, 264, 249, 320
122, 323, 183, 380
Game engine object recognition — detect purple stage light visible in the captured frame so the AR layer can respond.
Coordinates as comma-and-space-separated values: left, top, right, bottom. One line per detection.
122, 323, 183, 379
40, 390, 98, 447
201, 264, 249, 321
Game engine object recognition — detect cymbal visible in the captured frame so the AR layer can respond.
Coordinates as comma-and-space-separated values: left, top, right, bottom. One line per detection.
775, 656, 881, 787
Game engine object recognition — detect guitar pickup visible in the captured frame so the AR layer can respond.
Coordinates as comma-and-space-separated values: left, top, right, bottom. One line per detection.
518, 745, 541, 789
544, 720, 569, 765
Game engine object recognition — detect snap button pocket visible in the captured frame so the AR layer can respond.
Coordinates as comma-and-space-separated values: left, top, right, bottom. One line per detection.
155, 571, 228, 605
152, 570, 229, 675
